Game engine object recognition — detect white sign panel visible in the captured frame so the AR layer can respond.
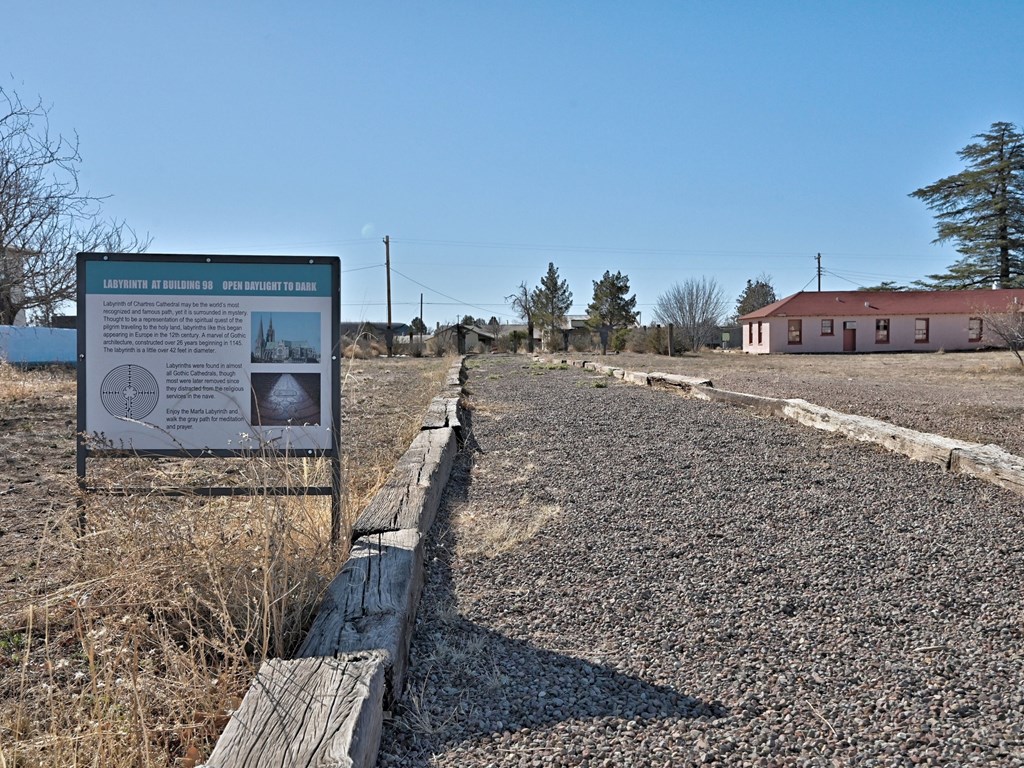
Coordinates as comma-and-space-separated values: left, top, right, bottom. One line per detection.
80, 255, 339, 454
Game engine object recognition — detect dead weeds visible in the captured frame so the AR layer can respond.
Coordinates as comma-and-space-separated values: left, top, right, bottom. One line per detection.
0, 355, 450, 767
454, 498, 561, 558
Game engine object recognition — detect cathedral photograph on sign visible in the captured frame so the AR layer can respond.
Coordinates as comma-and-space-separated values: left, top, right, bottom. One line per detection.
251, 312, 322, 364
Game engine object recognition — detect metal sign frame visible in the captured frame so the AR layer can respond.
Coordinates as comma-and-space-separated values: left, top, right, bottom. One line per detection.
76, 252, 343, 542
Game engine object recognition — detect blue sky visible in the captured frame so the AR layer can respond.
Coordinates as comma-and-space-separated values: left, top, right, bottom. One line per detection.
7, 1, 1023, 324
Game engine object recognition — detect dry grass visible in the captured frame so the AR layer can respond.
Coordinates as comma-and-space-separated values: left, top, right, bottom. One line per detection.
0, 355, 450, 767
454, 498, 561, 558
0, 362, 75, 411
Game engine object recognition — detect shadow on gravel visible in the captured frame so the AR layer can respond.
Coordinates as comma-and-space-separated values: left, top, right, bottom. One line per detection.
377, 427, 727, 765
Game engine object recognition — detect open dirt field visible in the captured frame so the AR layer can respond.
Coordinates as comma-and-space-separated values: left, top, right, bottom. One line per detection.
0, 355, 449, 766
556, 349, 1024, 457
2, 348, 1021, 765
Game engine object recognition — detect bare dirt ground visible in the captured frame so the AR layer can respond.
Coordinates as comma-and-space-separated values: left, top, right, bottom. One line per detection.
0, 355, 449, 766
558, 349, 1024, 457
2, 348, 1021, 763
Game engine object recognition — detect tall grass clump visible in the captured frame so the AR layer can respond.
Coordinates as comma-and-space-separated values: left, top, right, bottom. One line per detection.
1, 451, 341, 767
1, 356, 452, 766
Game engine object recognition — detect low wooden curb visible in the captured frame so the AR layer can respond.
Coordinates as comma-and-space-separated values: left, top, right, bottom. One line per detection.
204, 653, 386, 768
204, 356, 467, 768
949, 445, 1024, 496
778, 399, 969, 466
296, 529, 425, 703
352, 428, 457, 536
648, 371, 713, 390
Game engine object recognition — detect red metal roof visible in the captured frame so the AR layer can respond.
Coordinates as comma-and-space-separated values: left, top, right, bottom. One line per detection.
738, 289, 1024, 321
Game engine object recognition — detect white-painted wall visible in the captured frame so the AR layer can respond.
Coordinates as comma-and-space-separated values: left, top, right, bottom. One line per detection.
743, 320, 772, 353
744, 314, 996, 354
0, 326, 77, 364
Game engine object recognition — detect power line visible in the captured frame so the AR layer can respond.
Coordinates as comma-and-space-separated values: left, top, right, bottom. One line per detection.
389, 266, 499, 316
822, 269, 866, 288
387, 236, 947, 262
824, 267, 920, 281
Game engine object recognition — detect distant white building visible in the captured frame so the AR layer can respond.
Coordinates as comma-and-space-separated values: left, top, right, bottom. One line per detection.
739, 289, 1024, 354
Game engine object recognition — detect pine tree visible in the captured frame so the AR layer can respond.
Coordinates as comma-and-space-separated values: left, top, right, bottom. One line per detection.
734, 274, 777, 319
587, 270, 638, 353
531, 263, 572, 351
911, 122, 1024, 288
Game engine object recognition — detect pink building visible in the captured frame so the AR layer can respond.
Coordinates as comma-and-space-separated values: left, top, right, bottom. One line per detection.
739, 289, 1024, 354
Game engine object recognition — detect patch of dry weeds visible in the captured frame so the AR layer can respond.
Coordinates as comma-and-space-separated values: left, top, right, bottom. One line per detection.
0, 355, 452, 766
454, 499, 561, 558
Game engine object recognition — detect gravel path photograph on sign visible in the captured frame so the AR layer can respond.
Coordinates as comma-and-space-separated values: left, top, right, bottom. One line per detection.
379, 356, 1024, 767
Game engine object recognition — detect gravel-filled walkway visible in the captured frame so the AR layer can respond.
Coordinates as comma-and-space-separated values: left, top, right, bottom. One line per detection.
377, 356, 1024, 767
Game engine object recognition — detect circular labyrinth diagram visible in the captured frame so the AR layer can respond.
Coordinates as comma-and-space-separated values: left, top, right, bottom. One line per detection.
100, 365, 160, 420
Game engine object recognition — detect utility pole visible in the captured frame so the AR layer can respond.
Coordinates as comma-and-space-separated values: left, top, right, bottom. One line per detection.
816, 253, 822, 292
419, 293, 424, 343
383, 235, 393, 357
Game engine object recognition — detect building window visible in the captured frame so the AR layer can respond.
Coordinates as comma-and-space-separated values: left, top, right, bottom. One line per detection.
915, 318, 929, 343
821, 319, 834, 336
969, 317, 983, 342
748, 323, 753, 344
757, 321, 763, 344
875, 318, 889, 343
788, 319, 802, 345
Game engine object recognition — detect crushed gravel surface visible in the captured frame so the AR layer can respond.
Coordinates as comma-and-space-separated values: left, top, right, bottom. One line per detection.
377, 356, 1024, 767
571, 351, 1024, 459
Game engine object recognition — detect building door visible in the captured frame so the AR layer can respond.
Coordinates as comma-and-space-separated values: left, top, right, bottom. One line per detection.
843, 322, 856, 352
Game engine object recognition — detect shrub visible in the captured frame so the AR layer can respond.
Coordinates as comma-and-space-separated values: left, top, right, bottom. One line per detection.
627, 328, 649, 353
571, 333, 592, 353
343, 343, 366, 359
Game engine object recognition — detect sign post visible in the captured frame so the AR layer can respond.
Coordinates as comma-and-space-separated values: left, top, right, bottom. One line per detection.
76, 253, 342, 541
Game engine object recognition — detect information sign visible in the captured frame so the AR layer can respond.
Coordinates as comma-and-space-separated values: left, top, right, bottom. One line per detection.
78, 254, 340, 455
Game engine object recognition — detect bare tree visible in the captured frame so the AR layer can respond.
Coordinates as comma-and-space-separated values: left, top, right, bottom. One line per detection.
0, 86, 147, 325
506, 281, 535, 353
653, 277, 727, 352
981, 301, 1024, 365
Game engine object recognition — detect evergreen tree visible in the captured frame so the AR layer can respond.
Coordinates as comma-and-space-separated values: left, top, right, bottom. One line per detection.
734, 274, 777, 319
587, 270, 638, 353
410, 316, 427, 335
531, 262, 572, 351
911, 122, 1024, 288
856, 281, 907, 292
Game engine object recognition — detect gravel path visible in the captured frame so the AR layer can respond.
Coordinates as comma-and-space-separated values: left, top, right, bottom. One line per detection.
377, 356, 1024, 767
572, 351, 1024, 458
